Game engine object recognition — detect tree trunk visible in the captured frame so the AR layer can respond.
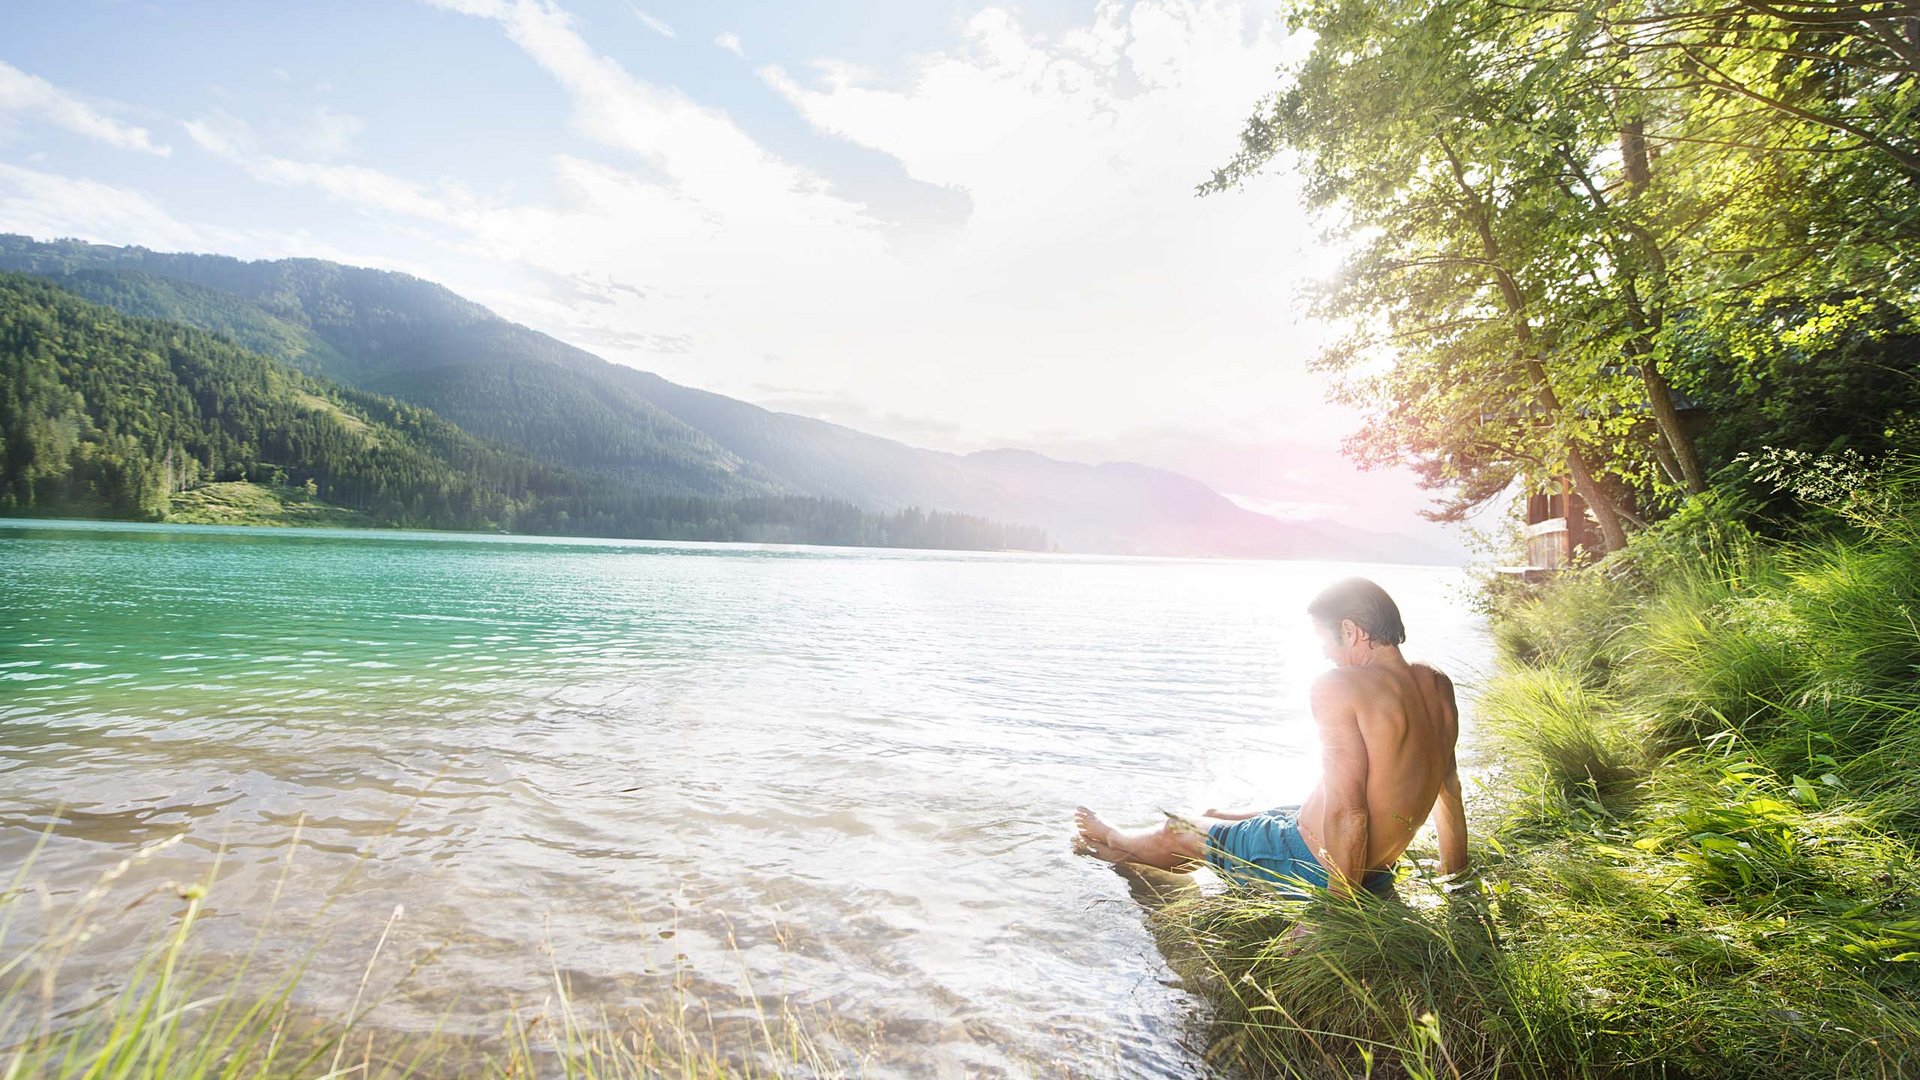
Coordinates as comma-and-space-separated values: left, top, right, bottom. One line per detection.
1620, 115, 1651, 192
1522, 352, 1632, 552
1439, 132, 1638, 550
1648, 426, 1684, 488
1637, 355, 1707, 493
1616, 117, 1709, 495
1566, 446, 1630, 553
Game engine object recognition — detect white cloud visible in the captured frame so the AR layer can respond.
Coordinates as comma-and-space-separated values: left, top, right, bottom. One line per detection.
183, 111, 478, 227
373, 1, 1345, 463
394, 0, 899, 379
0, 61, 170, 155
715, 31, 744, 57
749, 1, 1334, 445
437, 0, 871, 227
287, 104, 365, 159
631, 7, 675, 38
0, 163, 210, 248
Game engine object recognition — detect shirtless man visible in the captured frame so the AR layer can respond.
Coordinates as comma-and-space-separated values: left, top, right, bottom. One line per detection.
1074, 577, 1468, 898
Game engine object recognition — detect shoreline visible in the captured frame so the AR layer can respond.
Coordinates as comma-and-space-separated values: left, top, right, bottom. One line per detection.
1153, 495, 1920, 1077
0, 511, 1470, 568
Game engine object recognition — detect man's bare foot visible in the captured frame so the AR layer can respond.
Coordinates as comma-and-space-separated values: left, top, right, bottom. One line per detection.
1075, 806, 1208, 870
1074, 806, 1128, 863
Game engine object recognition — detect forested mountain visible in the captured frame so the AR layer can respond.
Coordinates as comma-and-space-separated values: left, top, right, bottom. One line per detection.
0, 239, 777, 500
21, 267, 357, 377
0, 271, 1047, 551
0, 234, 1445, 559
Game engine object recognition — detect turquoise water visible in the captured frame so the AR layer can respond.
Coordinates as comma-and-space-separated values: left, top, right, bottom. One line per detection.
0, 520, 1492, 1076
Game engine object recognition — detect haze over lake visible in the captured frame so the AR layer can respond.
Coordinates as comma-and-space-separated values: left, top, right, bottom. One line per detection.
1, 521, 1492, 1076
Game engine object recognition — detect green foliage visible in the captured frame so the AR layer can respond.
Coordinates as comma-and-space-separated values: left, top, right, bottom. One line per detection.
1680, 301, 1920, 475
1207, 0, 1920, 549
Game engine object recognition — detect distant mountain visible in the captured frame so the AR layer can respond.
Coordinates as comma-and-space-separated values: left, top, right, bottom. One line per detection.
0, 234, 1444, 559
596, 371, 1458, 560
17, 266, 357, 376
0, 271, 1048, 551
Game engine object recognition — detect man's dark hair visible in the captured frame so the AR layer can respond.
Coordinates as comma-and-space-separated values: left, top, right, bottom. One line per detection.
1307, 577, 1406, 646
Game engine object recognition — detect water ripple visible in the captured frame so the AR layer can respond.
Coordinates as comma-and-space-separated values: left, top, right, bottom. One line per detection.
0, 520, 1492, 1077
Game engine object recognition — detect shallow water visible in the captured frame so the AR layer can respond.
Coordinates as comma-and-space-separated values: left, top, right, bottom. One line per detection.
0, 520, 1491, 1077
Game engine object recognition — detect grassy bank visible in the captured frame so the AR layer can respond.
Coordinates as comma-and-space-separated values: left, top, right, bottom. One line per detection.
166, 481, 374, 528
1159, 476, 1920, 1078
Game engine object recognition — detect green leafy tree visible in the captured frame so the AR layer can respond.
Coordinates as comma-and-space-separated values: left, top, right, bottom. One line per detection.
1209, 0, 1919, 550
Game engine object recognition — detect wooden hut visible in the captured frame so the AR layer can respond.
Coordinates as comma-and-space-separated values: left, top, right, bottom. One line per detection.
1522, 478, 1600, 571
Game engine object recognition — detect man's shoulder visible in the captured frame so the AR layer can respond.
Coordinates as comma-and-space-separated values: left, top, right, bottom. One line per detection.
1310, 666, 1365, 694
1312, 665, 1396, 703
1410, 662, 1455, 693
1408, 663, 1460, 727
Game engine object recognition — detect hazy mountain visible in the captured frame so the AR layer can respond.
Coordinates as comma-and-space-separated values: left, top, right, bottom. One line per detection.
0, 271, 1049, 550
0, 234, 1450, 560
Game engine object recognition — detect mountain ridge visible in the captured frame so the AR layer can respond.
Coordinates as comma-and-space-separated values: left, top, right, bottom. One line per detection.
0, 234, 1453, 561
0, 270, 1052, 550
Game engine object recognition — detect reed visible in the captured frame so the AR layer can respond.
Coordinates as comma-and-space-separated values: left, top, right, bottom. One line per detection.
0, 834, 857, 1080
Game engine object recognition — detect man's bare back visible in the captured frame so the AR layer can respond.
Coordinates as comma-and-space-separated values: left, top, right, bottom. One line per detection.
1073, 577, 1468, 897
1293, 658, 1465, 890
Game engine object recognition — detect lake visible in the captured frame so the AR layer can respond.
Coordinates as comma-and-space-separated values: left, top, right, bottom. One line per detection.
0, 520, 1492, 1077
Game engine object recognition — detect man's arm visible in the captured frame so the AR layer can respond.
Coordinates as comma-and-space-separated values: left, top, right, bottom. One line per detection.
1310, 672, 1370, 899
1201, 807, 1263, 821
1430, 672, 1469, 875
1433, 761, 1468, 875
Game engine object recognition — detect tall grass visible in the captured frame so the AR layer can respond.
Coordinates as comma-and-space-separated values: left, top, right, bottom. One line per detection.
1157, 467, 1920, 1078
0, 834, 858, 1080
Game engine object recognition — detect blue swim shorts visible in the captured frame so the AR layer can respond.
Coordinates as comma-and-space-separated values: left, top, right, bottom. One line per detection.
1204, 806, 1396, 898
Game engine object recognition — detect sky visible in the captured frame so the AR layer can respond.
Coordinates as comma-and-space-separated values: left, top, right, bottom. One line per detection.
0, 0, 1467, 547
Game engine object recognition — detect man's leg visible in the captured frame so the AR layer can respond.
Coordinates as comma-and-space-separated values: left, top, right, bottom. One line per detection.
1074, 806, 1216, 872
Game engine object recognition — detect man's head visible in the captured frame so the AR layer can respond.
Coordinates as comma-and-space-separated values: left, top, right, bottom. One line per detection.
1308, 577, 1406, 665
